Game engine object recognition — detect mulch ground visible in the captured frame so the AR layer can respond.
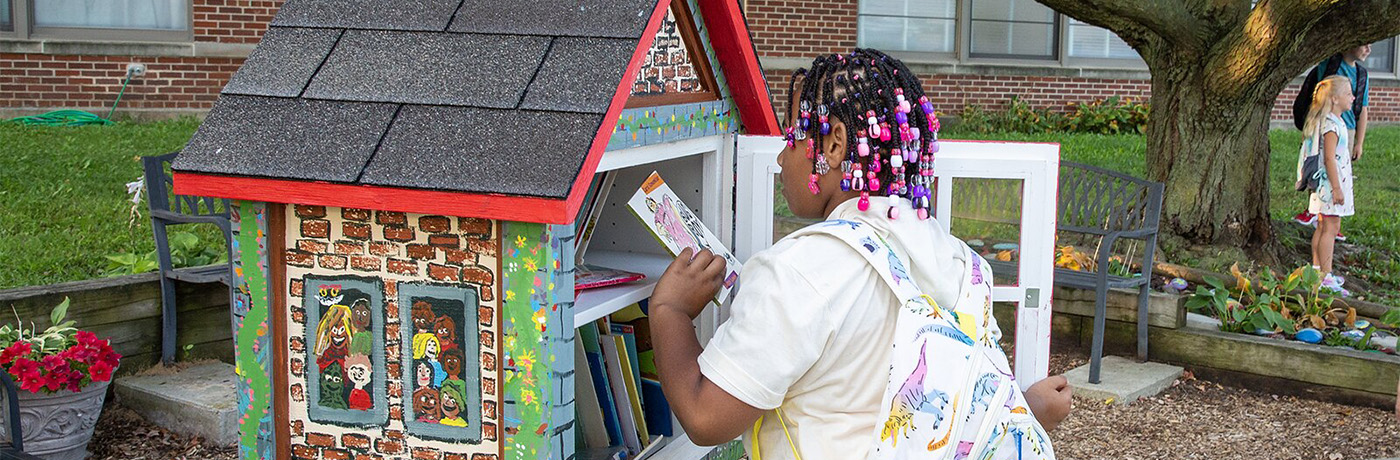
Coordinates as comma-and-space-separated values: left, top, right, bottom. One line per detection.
89, 346, 1398, 460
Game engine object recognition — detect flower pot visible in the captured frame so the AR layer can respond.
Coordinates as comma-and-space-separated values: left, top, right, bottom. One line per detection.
2, 379, 110, 460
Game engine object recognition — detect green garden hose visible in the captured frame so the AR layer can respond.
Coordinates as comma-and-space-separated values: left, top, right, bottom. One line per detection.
7, 72, 134, 127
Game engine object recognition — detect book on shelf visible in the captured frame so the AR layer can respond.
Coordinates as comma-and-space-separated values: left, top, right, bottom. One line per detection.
609, 323, 644, 394
579, 322, 624, 447
576, 171, 618, 265
575, 339, 611, 449
639, 378, 673, 437
613, 335, 650, 444
626, 171, 742, 306
576, 264, 646, 293
601, 335, 644, 453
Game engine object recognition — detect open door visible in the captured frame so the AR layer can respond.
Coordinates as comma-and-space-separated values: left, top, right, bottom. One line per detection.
733, 137, 1059, 387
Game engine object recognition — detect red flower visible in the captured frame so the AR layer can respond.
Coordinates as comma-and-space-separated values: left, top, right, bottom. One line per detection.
8, 357, 38, 378
41, 355, 67, 371
14, 359, 45, 394
75, 331, 97, 345
89, 361, 114, 382
0, 342, 33, 365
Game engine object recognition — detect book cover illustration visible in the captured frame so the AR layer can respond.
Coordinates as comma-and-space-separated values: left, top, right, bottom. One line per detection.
626, 171, 741, 305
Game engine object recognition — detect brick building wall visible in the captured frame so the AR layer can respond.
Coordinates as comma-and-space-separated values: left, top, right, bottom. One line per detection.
284, 205, 501, 460
1, 0, 1396, 123
0, 0, 280, 115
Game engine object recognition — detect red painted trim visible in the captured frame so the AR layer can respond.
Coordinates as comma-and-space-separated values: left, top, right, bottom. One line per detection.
173, 172, 572, 224
698, 0, 779, 136
559, 0, 673, 222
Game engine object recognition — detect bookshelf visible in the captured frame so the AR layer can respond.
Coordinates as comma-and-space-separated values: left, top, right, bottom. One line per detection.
573, 135, 759, 460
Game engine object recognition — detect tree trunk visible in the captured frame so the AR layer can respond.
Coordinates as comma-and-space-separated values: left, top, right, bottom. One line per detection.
1144, 64, 1276, 248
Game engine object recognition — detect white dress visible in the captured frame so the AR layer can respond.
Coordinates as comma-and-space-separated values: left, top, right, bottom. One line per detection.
1308, 114, 1354, 217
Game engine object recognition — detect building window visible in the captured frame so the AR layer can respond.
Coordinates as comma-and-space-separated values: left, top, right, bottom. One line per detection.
1, 0, 13, 32
1365, 37, 1395, 74
968, 0, 1057, 59
1066, 19, 1137, 60
858, 0, 957, 53
35, 0, 188, 30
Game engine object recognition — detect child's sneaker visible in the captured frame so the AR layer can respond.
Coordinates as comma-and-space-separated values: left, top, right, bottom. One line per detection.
1293, 212, 1317, 226
1335, 231, 1347, 242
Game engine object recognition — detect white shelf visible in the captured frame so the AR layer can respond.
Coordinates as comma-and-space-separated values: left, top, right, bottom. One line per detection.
574, 250, 674, 326
643, 433, 715, 460
597, 136, 725, 173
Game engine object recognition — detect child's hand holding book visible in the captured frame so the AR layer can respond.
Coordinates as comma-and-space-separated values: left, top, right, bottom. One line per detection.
651, 248, 727, 320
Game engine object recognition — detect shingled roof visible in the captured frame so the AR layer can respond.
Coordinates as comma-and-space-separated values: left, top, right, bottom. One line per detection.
172, 0, 778, 224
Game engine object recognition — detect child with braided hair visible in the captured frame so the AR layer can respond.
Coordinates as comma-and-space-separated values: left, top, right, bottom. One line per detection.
651, 49, 1071, 459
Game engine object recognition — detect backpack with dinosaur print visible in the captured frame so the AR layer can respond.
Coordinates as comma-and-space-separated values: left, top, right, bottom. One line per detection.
784, 219, 1055, 460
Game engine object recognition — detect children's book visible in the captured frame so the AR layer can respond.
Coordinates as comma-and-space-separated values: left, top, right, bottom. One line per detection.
601, 337, 644, 453
576, 171, 618, 265
626, 172, 742, 305
575, 339, 612, 448
640, 378, 673, 437
575, 264, 646, 293
579, 323, 623, 446
610, 324, 644, 395
613, 335, 650, 444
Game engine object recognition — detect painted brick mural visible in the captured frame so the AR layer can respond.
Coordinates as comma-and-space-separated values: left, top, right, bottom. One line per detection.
283, 206, 501, 460
632, 4, 706, 96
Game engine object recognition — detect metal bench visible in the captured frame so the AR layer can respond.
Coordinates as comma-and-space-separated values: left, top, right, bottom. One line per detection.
957, 162, 1162, 384
142, 152, 235, 366
0, 373, 41, 460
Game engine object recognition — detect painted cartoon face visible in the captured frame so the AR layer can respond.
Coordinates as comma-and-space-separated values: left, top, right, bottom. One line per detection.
440, 389, 461, 419
434, 316, 456, 346
442, 349, 463, 379
416, 361, 432, 387
329, 323, 349, 350
423, 337, 440, 360
316, 284, 344, 307
319, 362, 347, 409
411, 301, 435, 333
345, 358, 371, 388
351, 299, 372, 332
413, 387, 439, 421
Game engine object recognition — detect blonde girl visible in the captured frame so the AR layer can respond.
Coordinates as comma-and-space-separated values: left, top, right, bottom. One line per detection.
314, 304, 353, 357
1302, 75, 1356, 290
412, 333, 447, 387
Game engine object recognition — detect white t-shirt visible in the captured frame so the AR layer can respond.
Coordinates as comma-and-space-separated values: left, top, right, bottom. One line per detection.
698, 196, 971, 460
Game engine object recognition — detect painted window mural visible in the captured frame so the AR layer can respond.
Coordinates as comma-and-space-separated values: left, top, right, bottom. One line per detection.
400, 283, 484, 442
305, 275, 389, 425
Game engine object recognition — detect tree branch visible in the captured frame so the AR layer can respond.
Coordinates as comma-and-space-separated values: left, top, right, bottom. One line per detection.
1205, 0, 1400, 97
1033, 0, 1208, 52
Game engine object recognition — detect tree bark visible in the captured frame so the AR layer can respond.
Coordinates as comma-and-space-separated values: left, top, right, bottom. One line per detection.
1144, 58, 1276, 247
1032, 0, 1400, 248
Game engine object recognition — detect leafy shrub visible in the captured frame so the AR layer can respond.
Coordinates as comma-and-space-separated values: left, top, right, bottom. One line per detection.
103, 231, 226, 276
953, 96, 1149, 135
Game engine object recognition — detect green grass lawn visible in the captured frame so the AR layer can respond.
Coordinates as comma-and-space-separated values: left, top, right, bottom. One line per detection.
945, 126, 1400, 299
0, 118, 202, 289
2, 118, 1397, 296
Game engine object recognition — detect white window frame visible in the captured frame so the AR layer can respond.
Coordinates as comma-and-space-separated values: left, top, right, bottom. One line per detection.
1, 0, 193, 42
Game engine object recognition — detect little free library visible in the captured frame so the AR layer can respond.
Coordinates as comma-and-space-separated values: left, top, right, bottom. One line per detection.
170, 0, 783, 459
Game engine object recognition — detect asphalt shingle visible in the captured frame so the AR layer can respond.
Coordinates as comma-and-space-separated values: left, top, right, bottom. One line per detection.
302, 30, 550, 108
520, 37, 638, 113
270, 0, 461, 31
360, 105, 603, 198
221, 27, 343, 98
174, 96, 398, 183
449, 0, 657, 38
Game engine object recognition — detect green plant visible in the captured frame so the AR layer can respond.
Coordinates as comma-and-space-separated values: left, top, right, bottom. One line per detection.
1, 298, 122, 393
103, 231, 226, 277
1063, 97, 1150, 135
1184, 276, 1292, 334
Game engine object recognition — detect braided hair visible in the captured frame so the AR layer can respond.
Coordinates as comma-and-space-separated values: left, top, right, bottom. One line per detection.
783, 49, 941, 219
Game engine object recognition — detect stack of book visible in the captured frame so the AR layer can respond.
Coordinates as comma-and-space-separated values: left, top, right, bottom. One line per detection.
577, 302, 672, 458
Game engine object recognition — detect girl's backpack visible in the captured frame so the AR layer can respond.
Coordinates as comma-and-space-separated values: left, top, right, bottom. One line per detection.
755, 219, 1054, 460
1292, 55, 1368, 131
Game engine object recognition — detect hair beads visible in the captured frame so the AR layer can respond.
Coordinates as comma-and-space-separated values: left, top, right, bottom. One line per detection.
785, 49, 943, 219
